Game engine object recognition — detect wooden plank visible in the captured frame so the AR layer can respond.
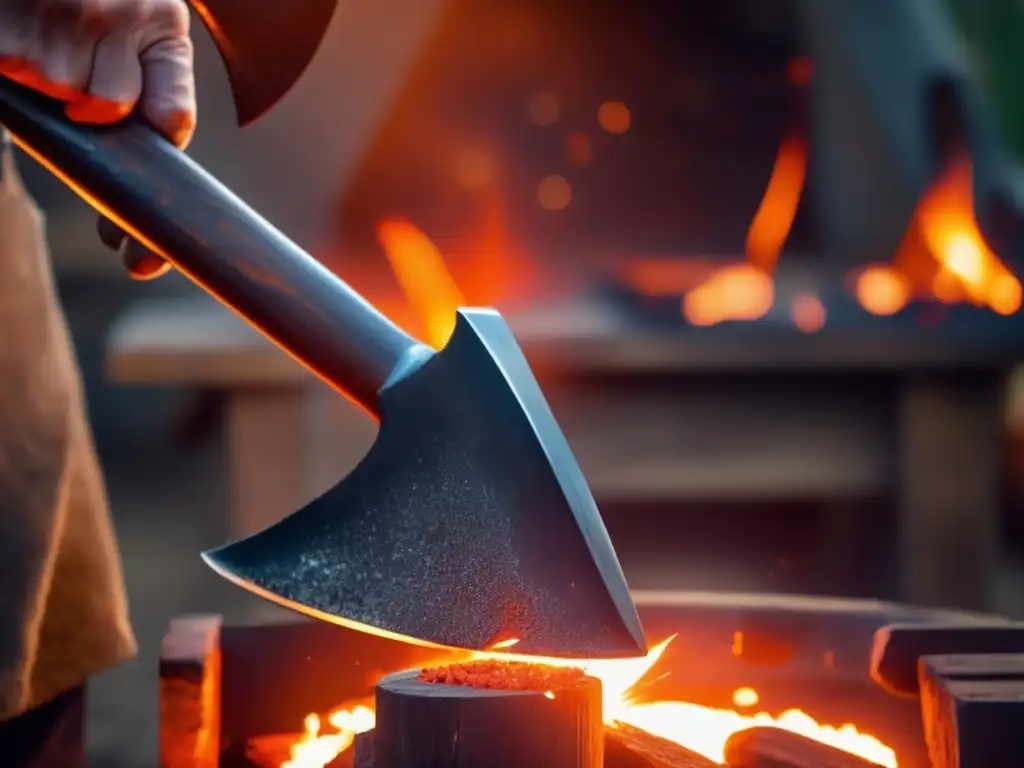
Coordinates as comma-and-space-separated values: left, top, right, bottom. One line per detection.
870, 622, 1022, 697
543, 377, 890, 500
723, 727, 884, 767
919, 659, 1024, 768
159, 614, 223, 768
106, 296, 1023, 389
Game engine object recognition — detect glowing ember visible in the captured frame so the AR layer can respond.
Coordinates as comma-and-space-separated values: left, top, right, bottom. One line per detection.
280, 636, 897, 768
855, 265, 911, 317
875, 151, 1022, 315
419, 659, 586, 690
914, 153, 1021, 315
683, 263, 774, 326
732, 687, 759, 708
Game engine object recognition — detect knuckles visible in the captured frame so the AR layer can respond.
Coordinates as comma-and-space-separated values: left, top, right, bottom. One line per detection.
9, 0, 191, 42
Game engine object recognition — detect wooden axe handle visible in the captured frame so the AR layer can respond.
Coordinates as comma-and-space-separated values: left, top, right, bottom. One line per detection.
0, 76, 429, 416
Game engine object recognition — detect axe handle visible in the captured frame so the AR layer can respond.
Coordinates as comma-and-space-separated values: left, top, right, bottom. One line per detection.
0, 77, 432, 417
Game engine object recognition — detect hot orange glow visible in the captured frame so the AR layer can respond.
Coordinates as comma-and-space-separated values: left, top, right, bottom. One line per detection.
855, 265, 910, 316
860, 152, 1022, 315
454, 149, 494, 190
914, 154, 1021, 314
614, 127, 806, 327
732, 687, 759, 708
281, 636, 897, 768
529, 92, 560, 126
790, 293, 826, 333
598, 101, 632, 134
745, 134, 808, 272
282, 706, 375, 768
683, 263, 774, 327
375, 219, 466, 349
566, 131, 593, 166
537, 174, 573, 211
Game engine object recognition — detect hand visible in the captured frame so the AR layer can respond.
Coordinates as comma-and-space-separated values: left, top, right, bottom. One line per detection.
0, 0, 196, 279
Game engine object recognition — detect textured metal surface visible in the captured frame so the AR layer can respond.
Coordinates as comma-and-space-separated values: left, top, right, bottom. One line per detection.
205, 308, 647, 658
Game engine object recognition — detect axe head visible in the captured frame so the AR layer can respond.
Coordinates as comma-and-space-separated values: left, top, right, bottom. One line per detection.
204, 309, 648, 658
189, 0, 337, 125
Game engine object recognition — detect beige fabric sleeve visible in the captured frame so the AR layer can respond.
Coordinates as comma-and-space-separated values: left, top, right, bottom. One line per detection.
0, 129, 136, 721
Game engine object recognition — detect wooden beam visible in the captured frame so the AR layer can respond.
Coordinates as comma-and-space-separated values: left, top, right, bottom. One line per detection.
870, 622, 1022, 696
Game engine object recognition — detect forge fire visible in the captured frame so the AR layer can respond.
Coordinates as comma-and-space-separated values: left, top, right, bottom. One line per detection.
278, 636, 898, 768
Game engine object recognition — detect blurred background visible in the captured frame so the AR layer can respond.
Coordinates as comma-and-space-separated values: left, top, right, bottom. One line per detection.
10, 0, 1024, 763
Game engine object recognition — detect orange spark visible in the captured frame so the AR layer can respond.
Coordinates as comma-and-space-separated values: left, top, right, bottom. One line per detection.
745, 134, 808, 272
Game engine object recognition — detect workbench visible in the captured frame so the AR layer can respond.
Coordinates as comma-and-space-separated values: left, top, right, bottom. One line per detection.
106, 292, 1011, 612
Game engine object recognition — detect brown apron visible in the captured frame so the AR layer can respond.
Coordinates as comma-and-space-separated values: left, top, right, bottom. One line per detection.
0, 129, 136, 721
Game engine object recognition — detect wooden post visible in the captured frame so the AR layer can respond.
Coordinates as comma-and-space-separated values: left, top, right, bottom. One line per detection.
160, 614, 223, 768
897, 373, 1005, 611
373, 669, 603, 768
919, 654, 1024, 768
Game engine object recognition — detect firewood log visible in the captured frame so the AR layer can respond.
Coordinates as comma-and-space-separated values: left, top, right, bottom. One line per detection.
919, 654, 1024, 768
723, 727, 885, 768
373, 666, 603, 768
870, 622, 1023, 697
604, 723, 719, 768
352, 729, 374, 768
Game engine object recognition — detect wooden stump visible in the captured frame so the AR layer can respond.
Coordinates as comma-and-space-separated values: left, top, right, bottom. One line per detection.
159, 615, 222, 768
723, 728, 885, 768
373, 669, 603, 768
919, 654, 1024, 768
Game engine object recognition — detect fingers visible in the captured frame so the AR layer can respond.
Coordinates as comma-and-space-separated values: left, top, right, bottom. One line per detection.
0, 0, 196, 147
36, 0, 104, 94
96, 216, 171, 280
138, 33, 195, 148
123, 238, 172, 280
65, 30, 141, 126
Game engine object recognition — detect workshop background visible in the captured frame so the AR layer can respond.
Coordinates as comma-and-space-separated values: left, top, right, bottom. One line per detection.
8, 0, 1024, 765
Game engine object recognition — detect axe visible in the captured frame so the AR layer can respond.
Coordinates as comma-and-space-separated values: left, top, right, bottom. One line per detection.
0, 0, 647, 658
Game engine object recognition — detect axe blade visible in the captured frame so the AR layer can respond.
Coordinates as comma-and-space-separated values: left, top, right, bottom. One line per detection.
203, 309, 648, 658
190, 0, 337, 125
